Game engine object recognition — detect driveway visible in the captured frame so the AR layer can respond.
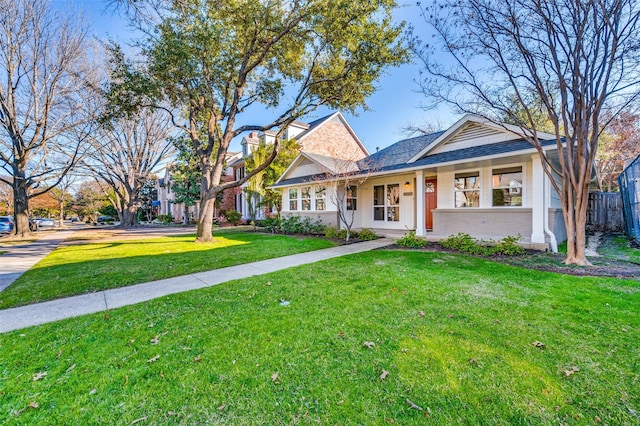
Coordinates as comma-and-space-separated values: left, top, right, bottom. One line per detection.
0, 230, 76, 292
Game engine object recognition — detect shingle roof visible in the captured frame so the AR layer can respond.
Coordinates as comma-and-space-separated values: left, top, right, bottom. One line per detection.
365, 138, 557, 173
362, 131, 444, 169
273, 137, 558, 187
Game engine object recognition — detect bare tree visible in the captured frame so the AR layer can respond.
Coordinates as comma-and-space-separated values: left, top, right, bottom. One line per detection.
596, 110, 640, 191
414, 0, 640, 265
85, 107, 175, 226
0, 0, 98, 237
315, 157, 375, 241
49, 173, 78, 227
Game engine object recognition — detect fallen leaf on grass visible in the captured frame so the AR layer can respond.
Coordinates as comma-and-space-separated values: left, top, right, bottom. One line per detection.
66, 364, 76, 373
595, 415, 602, 423
363, 341, 375, 349
150, 335, 160, 345
406, 398, 423, 411
469, 358, 478, 365
563, 366, 580, 377
131, 416, 148, 424
148, 355, 160, 363
89, 389, 97, 395
194, 356, 201, 363
418, 311, 425, 317
33, 372, 47, 381
271, 372, 279, 383
217, 404, 226, 410
380, 370, 389, 380
532, 341, 546, 348
29, 401, 39, 409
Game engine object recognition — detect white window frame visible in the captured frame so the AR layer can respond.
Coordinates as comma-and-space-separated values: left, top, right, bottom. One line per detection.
454, 171, 480, 208
288, 188, 298, 211
301, 186, 311, 211
492, 165, 524, 207
315, 186, 326, 211
373, 183, 400, 222
346, 185, 357, 211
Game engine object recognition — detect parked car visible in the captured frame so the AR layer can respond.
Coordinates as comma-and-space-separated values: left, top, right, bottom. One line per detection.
0, 216, 14, 234
35, 218, 56, 227
29, 218, 39, 231
97, 215, 115, 223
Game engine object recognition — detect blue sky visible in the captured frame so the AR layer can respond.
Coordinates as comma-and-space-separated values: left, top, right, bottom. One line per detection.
56, 0, 459, 154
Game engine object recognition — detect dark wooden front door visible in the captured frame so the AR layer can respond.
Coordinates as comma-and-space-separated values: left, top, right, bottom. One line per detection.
425, 179, 437, 229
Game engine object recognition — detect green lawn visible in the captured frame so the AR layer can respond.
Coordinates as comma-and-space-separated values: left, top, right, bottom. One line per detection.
598, 234, 640, 263
1, 250, 638, 424
0, 231, 335, 309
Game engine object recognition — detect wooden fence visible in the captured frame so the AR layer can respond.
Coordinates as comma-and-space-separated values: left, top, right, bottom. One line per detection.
586, 192, 624, 233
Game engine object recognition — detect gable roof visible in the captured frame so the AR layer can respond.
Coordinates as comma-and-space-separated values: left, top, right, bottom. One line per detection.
274, 151, 359, 186
408, 114, 558, 163
295, 111, 369, 157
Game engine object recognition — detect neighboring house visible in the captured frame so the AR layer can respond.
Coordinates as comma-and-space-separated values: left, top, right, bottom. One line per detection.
156, 151, 241, 222
273, 114, 570, 250
230, 112, 368, 219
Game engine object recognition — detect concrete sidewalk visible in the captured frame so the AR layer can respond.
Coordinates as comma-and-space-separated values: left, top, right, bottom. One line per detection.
0, 230, 76, 292
0, 238, 393, 333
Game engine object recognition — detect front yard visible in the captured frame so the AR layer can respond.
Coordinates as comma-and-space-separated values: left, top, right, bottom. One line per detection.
1, 249, 638, 424
0, 231, 335, 309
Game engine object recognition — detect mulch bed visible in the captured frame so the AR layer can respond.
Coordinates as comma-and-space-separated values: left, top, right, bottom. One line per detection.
386, 243, 640, 280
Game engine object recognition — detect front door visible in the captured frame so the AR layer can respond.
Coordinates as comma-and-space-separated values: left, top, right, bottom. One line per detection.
425, 179, 437, 229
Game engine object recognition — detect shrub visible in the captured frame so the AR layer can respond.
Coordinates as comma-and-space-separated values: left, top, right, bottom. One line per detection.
300, 217, 326, 235
279, 216, 301, 234
355, 228, 378, 241
396, 231, 428, 248
441, 233, 524, 256
492, 234, 525, 255
225, 210, 242, 226
156, 214, 173, 224
325, 226, 347, 239
257, 216, 281, 233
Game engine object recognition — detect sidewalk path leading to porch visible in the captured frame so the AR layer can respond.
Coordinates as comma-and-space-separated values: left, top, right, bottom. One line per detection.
0, 238, 393, 333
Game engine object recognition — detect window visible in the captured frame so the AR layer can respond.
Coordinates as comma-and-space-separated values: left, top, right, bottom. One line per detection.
301, 187, 311, 211
492, 167, 523, 206
315, 186, 326, 211
373, 184, 400, 221
346, 186, 357, 211
454, 172, 480, 208
374, 185, 385, 220
289, 188, 298, 210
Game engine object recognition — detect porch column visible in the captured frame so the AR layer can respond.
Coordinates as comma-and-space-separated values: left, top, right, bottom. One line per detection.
415, 170, 426, 236
530, 154, 546, 244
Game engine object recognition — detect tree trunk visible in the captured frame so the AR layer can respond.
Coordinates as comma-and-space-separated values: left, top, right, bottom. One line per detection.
196, 196, 215, 242
121, 203, 138, 227
562, 184, 590, 266
183, 204, 189, 225
59, 199, 65, 228
12, 174, 32, 237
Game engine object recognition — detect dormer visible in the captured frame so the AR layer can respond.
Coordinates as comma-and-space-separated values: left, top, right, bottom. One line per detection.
285, 121, 310, 140
241, 132, 260, 157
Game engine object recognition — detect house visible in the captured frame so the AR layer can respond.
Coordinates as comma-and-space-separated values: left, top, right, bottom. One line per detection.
155, 111, 367, 221
156, 151, 241, 222
229, 112, 368, 219
273, 114, 568, 250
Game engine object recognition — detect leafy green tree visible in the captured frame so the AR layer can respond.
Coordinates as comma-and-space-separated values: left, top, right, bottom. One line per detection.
169, 136, 203, 224
109, 0, 408, 242
245, 139, 301, 219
